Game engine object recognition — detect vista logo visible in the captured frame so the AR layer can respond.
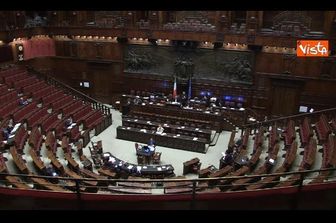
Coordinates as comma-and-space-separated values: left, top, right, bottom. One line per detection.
297, 40, 329, 57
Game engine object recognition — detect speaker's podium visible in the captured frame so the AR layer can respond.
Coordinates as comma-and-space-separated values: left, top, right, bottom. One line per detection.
183, 157, 201, 175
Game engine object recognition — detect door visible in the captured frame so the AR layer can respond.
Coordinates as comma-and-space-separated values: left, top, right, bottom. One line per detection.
270, 78, 304, 117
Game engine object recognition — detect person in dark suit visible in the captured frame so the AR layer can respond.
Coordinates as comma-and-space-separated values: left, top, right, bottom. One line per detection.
65, 117, 73, 128
181, 91, 187, 106
2, 129, 9, 140
223, 152, 234, 165
148, 137, 155, 147
19, 97, 28, 106
45, 164, 59, 183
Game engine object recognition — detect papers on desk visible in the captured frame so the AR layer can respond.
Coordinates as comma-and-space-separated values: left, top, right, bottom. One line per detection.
249, 117, 256, 122
161, 133, 167, 136
195, 128, 199, 131
181, 126, 185, 129
149, 102, 153, 104
148, 146, 155, 151
134, 119, 138, 122
109, 157, 116, 163
127, 127, 131, 130
205, 111, 210, 113
157, 167, 162, 171
128, 165, 133, 169
162, 166, 166, 169
163, 123, 168, 127
239, 108, 245, 111
146, 121, 151, 124
176, 134, 180, 137
67, 123, 76, 129
193, 137, 198, 141
11, 123, 21, 133
142, 166, 147, 169
103, 153, 110, 158
140, 129, 147, 133
122, 94, 126, 97
215, 112, 219, 114
127, 119, 131, 121
141, 103, 146, 106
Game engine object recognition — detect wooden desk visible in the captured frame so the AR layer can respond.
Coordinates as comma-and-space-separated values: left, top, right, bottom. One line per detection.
117, 126, 207, 153
208, 165, 233, 178
104, 153, 175, 178
130, 103, 223, 131
199, 165, 217, 178
47, 150, 64, 172
29, 175, 69, 192
81, 158, 93, 171
183, 158, 200, 175
64, 153, 79, 171
164, 187, 193, 194
118, 182, 152, 189
98, 167, 117, 178
107, 185, 152, 194
29, 149, 46, 172
10, 147, 29, 174
5, 176, 31, 190
79, 168, 106, 180
63, 167, 98, 187
123, 116, 212, 142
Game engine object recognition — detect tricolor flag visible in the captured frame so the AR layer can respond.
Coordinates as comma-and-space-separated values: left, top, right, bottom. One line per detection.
187, 77, 192, 100
173, 77, 177, 102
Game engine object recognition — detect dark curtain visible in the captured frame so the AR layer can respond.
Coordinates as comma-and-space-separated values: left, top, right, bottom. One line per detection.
0, 45, 14, 62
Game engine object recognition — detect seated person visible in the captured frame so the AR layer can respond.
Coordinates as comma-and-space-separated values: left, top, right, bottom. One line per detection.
6, 124, 14, 134
234, 138, 242, 149
2, 129, 10, 141
45, 164, 59, 183
223, 152, 234, 165
215, 98, 222, 107
149, 94, 155, 102
156, 124, 164, 134
64, 117, 73, 128
45, 164, 58, 177
19, 97, 28, 106
133, 96, 142, 105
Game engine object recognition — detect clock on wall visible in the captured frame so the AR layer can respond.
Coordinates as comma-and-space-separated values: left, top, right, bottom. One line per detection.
16, 44, 24, 61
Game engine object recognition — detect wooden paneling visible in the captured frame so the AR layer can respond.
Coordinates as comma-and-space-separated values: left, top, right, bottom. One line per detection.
27, 38, 336, 116
270, 79, 304, 116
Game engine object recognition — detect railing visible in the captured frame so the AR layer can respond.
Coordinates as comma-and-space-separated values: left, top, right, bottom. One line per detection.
0, 167, 335, 209
242, 107, 336, 130
26, 66, 111, 116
